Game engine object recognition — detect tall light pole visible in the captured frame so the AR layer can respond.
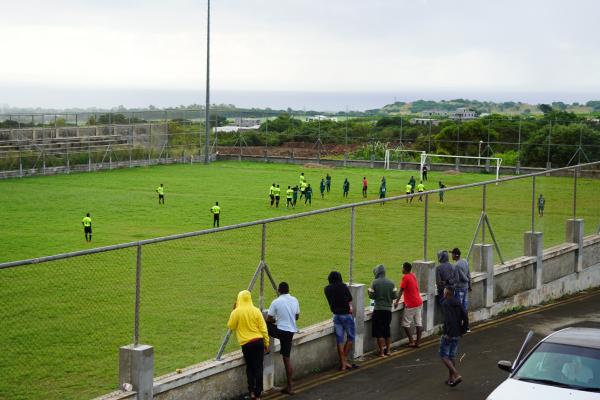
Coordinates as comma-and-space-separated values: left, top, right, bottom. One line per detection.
204, 0, 211, 164
478, 140, 483, 166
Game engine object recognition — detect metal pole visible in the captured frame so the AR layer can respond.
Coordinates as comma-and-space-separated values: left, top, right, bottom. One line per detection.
517, 119, 522, 166
349, 207, 355, 285
482, 184, 487, 244
546, 122, 552, 168
424, 193, 429, 260
531, 176, 536, 233
134, 244, 142, 346
573, 167, 577, 220
204, 0, 211, 164
427, 120, 431, 153
259, 224, 266, 311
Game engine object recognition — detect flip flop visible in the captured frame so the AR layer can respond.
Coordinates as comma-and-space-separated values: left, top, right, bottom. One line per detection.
449, 377, 463, 387
351, 364, 360, 369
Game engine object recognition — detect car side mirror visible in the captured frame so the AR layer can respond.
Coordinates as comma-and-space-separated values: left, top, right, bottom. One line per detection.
497, 360, 512, 372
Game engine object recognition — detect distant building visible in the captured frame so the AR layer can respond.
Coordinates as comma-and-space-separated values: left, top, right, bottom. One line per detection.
215, 124, 261, 133
410, 118, 440, 126
450, 107, 477, 120
234, 117, 261, 127
421, 110, 449, 117
306, 115, 338, 122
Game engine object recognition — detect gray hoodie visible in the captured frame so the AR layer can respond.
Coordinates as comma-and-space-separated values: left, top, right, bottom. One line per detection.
368, 264, 397, 311
435, 250, 457, 296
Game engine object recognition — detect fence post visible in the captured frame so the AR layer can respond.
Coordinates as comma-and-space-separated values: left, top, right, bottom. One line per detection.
349, 207, 355, 285
119, 243, 154, 400
259, 223, 266, 311
423, 193, 429, 261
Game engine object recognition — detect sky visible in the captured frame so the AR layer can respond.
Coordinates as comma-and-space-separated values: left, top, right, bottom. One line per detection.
1, 0, 599, 110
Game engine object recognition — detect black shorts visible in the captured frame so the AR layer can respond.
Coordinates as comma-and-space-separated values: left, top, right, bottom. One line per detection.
213, 214, 220, 220
159, 194, 164, 199
371, 310, 392, 338
267, 323, 294, 357
84, 226, 92, 234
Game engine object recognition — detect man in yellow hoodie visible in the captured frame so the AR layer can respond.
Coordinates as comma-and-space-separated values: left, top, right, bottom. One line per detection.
228, 290, 270, 400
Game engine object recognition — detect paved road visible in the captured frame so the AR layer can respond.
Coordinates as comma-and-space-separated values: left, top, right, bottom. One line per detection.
265, 290, 600, 400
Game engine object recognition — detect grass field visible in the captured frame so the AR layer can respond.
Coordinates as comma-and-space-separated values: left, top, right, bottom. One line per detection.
1, 161, 598, 400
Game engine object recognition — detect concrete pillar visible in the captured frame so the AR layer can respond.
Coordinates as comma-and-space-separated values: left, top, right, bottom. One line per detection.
455, 157, 460, 171
413, 261, 436, 332
343, 152, 348, 167
349, 283, 365, 359
119, 344, 154, 400
473, 244, 494, 307
566, 219, 584, 273
485, 159, 490, 173
515, 160, 521, 175
524, 231, 543, 289
370, 153, 375, 169
262, 311, 275, 392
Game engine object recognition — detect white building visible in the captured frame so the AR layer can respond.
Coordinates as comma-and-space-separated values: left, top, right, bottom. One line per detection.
450, 108, 477, 120
421, 110, 449, 117
410, 118, 440, 126
305, 115, 338, 122
234, 117, 262, 127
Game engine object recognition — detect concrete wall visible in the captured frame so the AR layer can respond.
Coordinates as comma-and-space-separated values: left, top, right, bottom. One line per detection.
100, 229, 600, 400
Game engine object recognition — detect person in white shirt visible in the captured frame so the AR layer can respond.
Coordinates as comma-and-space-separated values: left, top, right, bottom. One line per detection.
267, 282, 300, 395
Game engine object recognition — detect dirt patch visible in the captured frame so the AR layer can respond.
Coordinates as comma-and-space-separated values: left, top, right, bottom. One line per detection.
303, 163, 334, 169
443, 170, 462, 175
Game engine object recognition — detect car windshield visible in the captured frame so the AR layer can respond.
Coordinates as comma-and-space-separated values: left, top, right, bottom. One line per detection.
514, 342, 600, 391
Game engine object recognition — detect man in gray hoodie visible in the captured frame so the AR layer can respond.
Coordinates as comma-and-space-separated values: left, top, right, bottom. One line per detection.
368, 264, 397, 357
435, 250, 457, 304
452, 247, 471, 332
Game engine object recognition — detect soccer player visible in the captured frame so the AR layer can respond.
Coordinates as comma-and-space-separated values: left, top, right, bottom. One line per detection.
326, 173, 332, 193
422, 165, 428, 181
304, 184, 313, 205
275, 184, 281, 208
82, 213, 92, 242
299, 172, 306, 186
269, 183, 276, 207
156, 183, 165, 205
406, 182, 413, 203
320, 178, 326, 198
409, 175, 416, 192
299, 181, 308, 201
211, 202, 221, 227
417, 181, 425, 202
439, 181, 446, 203
362, 177, 368, 198
286, 186, 293, 209
343, 178, 350, 198
292, 185, 299, 207
379, 178, 386, 204
538, 194, 545, 217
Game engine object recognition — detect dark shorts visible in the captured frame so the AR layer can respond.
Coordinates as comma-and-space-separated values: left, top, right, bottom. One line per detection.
267, 323, 294, 357
439, 336, 460, 359
158, 194, 164, 199
371, 309, 392, 338
84, 226, 92, 233
213, 214, 220, 220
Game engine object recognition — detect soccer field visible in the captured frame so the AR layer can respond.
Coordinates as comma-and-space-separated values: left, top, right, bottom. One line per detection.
0, 161, 598, 400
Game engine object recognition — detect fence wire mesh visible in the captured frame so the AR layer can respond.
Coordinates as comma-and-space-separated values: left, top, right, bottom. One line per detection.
0, 248, 136, 400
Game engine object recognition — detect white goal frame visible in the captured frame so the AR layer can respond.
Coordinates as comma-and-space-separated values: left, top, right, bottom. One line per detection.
419, 153, 503, 181
384, 149, 426, 170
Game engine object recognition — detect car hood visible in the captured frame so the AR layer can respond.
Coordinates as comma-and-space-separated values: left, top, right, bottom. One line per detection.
487, 378, 600, 400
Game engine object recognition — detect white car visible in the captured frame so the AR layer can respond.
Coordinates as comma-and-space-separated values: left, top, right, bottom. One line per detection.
487, 327, 600, 399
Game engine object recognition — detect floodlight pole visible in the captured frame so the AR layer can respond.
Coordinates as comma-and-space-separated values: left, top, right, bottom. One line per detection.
204, 0, 211, 164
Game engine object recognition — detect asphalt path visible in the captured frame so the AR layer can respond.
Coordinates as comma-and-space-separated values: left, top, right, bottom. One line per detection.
264, 289, 600, 400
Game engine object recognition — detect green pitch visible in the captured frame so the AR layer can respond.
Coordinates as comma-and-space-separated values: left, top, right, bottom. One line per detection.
0, 161, 597, 400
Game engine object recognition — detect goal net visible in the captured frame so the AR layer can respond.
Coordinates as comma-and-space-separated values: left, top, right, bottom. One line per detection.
419, 153, 503, 181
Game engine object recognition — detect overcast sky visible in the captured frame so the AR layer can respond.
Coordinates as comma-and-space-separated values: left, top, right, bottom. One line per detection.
1, 0, 599, 109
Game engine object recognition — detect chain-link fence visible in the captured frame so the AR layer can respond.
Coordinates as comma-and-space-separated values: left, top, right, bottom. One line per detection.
1, 110, 600, 178
0, 161, 599, 400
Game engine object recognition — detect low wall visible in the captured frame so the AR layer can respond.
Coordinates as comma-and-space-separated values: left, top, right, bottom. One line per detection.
101, 225, 600, 400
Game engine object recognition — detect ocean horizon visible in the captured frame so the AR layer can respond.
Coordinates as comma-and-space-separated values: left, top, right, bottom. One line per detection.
1, 86, 599, 112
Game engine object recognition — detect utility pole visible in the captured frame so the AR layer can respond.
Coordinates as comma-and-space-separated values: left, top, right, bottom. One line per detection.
204, 0, 211, 164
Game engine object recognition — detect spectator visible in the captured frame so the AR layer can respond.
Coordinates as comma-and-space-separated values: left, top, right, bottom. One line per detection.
452, 248, 471, 332
422, 165, 428, 181
394, 262, 423, 348
440, 287, 468, 387
368, 264, 397, 357
324, 271, 359, 371
435, 250, 457, 304
227, 290, 269, 400
267, 282, 300, 395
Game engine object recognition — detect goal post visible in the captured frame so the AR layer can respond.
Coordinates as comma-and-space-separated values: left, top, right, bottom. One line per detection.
419, 153, 503, 181
384, 148, 426, 170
